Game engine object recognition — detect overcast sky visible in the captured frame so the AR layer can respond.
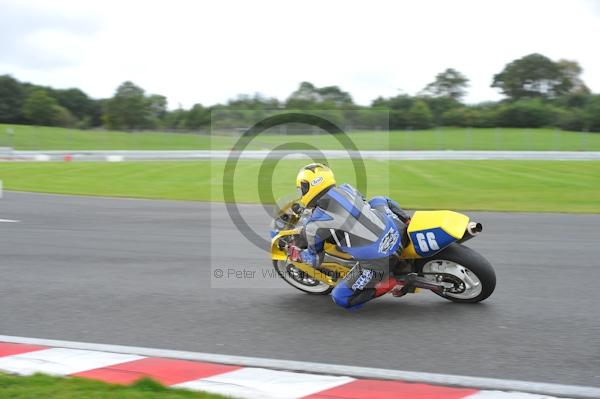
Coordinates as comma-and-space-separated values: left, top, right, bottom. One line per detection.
1, 0, 599, 108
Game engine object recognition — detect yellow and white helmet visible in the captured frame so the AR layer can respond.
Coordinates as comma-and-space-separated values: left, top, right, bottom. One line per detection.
296, 163, 336, 207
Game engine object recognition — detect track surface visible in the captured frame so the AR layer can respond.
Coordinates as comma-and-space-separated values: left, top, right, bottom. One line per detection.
1, 191, 599, 387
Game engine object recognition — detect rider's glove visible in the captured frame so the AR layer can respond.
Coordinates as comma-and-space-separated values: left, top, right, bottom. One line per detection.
286, 245, 302, 262
288, 246, 317, 267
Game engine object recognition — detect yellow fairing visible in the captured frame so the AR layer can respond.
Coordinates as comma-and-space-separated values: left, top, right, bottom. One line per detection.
400, 210, 469, 259
271, 228, 302, 261
400, 242, 420, 259
291, 261, 349, 286
407, 210, 469, 238
271, 232, 352, 287
324, 242, 353, 259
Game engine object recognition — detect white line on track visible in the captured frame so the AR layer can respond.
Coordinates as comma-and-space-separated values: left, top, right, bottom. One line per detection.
0, 335, 598, 398
0, 218, 19, 223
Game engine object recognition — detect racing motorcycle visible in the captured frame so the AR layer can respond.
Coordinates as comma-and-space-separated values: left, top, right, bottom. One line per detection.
270, 202, 496, 303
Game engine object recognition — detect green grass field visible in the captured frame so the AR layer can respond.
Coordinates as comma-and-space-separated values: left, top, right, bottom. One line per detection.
1, 160, 598, 213
2, 124, 600, 151
0, 373, 227, 399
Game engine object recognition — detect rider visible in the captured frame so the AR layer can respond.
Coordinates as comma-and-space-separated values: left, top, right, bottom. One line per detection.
287, 163, 411, 309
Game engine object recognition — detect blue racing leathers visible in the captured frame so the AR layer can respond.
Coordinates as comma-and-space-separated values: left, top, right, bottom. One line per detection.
300, 184, 407, 309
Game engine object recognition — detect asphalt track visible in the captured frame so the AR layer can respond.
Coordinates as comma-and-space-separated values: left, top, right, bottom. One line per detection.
1, 191, 599, 388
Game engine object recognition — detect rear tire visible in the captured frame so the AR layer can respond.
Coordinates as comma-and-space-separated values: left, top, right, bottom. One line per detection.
415, 244, 496, 303
272, 260, 333, 295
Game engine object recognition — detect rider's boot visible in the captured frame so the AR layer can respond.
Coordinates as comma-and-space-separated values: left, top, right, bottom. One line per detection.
391, 257, 412, 277
391, 282, 417, 297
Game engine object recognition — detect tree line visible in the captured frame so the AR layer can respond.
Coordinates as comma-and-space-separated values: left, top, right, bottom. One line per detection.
0, 53, 599, 132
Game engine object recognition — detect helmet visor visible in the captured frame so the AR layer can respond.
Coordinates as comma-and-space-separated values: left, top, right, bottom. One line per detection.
300, 180, 310, 196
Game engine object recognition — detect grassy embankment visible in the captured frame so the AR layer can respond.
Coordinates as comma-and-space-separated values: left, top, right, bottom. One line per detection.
1, 123, 600, 151
1, 160, 599, 213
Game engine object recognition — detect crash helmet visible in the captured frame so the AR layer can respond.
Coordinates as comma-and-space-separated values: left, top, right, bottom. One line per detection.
296, 163, 336, 207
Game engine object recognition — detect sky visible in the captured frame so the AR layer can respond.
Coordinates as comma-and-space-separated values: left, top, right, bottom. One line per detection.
1, 0, 599, 109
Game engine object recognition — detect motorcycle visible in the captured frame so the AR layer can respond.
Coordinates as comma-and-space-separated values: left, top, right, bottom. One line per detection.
270, 202, 496, 303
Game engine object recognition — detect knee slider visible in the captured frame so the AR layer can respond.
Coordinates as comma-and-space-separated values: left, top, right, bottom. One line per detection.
331, 283, 353, 308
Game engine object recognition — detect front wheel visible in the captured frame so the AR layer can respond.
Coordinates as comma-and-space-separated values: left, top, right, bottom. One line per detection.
272, 260, 333, 295
415, 244, 496, 303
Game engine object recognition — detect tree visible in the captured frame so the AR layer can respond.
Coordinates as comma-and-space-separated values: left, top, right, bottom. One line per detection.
372, 94, 414, 111
0, 75, 26, 122
557, 59, 589, 95
317, 85, 353, 106
441, 105, 499, 128
492, 53, 572, 100
372, 94, 420, 129
147, 94, 167, 121
441, 107, 469, 127
163, 108, 188, 129
407, 100, 433, 129
422, 68, 469, 100
496, 99, 556, 128
52, 104, 76, 127
586, 95, 600, 132
286, 82, 320, 108
22, 89, 60, 125
556, 108, 586, 131
286, 82, 353, 108
557, 91, 591, 109
227, 93, 279, 109
422, 96, 461, 124
52, 88, 95, 121
185, 104, 210, 129
103, 81, 150, 130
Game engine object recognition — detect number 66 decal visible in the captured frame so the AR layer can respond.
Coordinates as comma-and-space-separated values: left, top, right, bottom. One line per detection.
415, 232, 440, 252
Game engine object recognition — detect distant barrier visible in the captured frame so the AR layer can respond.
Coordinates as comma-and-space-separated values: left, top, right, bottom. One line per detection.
2, 149, 600, 161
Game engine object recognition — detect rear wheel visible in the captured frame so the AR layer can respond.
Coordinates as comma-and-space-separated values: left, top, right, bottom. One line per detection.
272, 260, 333, 295
415, 244, 496, 303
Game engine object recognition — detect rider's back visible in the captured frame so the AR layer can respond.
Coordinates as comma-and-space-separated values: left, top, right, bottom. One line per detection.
305, 184, 402, 260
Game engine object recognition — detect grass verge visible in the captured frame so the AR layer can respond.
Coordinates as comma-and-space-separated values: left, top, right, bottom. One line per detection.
2, 124, 600, 151
1, 160, 599, 213
0, 372, 228, 399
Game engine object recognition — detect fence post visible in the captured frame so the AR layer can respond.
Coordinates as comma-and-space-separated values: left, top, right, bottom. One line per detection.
6, 127, 14, 149
495, 127, 500, 150
554, 128, 561, 151
581, 128, 589, 150
466, 127, 472, 149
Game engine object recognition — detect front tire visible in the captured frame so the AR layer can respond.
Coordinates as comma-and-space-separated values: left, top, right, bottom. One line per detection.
272, 260, 333, 295
415, 244, 496, 303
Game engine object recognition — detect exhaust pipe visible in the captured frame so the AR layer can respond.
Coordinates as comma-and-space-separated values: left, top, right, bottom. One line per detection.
467, 221, 483, 236
459, 221, 483, 243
